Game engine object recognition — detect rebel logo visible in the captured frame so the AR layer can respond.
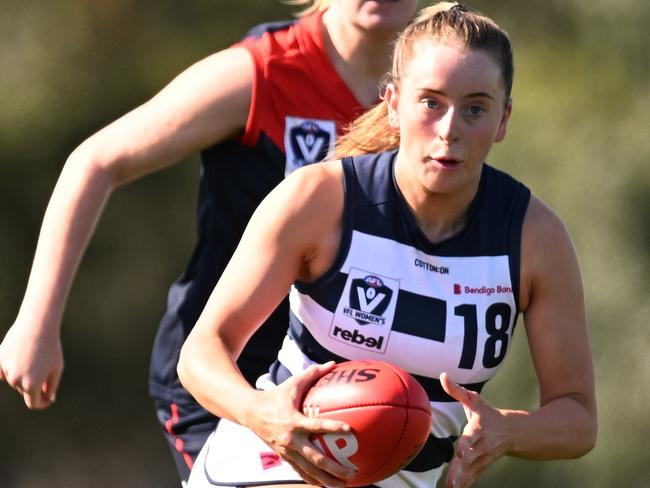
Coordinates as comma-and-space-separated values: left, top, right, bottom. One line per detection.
344, 275, 392, 326
331, 327, 385, 350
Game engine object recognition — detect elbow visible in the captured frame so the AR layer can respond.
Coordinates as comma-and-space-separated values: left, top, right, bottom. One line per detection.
566, 406, 598, 459
68, 136, 126, 190
574, 417, 598, 458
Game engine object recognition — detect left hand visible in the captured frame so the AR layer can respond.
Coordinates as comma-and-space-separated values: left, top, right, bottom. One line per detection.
441, 372, 511, 488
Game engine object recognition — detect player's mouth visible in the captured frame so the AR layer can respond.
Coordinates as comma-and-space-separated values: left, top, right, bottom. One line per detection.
429, 156, 462, 169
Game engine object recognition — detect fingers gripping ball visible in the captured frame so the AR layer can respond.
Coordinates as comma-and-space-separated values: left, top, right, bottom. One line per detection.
302, 360, 431, 486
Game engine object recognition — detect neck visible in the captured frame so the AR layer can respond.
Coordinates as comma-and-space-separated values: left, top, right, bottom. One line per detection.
321, 9, 397, 107
395, 162, 483, 244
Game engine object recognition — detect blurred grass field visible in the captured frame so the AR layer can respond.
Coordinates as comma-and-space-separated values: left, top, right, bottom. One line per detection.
1, 1, 649, 486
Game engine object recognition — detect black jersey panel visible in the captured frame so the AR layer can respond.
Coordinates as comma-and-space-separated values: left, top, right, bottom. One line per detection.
343, 151, 531, 259
242, 19, 296, 40
149, 134, 288, 402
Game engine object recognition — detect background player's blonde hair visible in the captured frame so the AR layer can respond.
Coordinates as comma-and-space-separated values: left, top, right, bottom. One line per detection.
334, 2, 513, 158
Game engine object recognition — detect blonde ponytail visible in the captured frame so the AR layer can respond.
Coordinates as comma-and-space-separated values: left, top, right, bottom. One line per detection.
334, 102, 399, 159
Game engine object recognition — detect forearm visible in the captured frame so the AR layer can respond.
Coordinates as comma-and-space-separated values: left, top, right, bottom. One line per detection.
16, 146, 113, 332
502, 394, 597, 460
177, 333, 261, 426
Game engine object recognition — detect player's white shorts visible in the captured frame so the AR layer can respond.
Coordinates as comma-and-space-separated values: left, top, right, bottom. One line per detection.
187, 419, 305, 487
187, 418, 444, 488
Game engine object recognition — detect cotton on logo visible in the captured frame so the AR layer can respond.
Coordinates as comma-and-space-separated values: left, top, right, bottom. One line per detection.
311, 432, 359, 470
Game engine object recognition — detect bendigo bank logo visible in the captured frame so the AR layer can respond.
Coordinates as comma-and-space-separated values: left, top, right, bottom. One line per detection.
284, 116, 336, 175
331, 270, 398, 353
454, 283, 513, 295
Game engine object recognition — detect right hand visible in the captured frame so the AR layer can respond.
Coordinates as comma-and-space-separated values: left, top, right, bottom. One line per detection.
249, 362, 356, 488
0, 321, 63, 409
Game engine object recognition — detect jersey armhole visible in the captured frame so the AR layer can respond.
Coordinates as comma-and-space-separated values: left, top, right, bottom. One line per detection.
508, 183, 532, 314
236, 40, 264, 147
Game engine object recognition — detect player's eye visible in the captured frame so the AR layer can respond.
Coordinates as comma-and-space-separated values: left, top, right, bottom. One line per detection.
423, 98, 439, 110
467, 104, 485, 117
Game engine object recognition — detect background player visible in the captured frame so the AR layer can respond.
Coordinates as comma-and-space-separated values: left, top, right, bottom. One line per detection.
0, 0, 419, 483
178, 3, 597, 487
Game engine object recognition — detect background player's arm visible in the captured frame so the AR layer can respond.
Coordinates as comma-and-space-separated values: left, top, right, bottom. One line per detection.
0, 46, 254, 410
178, 162, 352, 486
442, 196, 597, 488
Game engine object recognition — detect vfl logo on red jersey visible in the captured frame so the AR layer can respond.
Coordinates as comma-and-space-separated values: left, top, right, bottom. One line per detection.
284, 116, 336, 175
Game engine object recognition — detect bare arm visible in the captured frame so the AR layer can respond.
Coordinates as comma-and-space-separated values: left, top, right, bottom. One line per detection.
0, 46, 254, 409
443, 196, 596, 487
178, 161, 353, 486
508, 196, 596, 457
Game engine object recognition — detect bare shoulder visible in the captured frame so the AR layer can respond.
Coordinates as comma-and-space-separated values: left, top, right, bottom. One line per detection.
519, 195, 581, 310
281, 160, 345, 208
147, 45, 255, 136
249, 159, 344, 232
263, 160, 345, 281
178, 45, 254, 90
522, 195, 572, 244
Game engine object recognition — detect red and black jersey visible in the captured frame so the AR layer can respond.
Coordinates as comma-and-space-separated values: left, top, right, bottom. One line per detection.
240, 12, 366, 166
149, 11, 371, 404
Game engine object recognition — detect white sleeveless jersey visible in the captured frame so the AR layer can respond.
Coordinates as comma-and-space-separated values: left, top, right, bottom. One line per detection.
274, 150, 531, 485
188, 150, 531, 488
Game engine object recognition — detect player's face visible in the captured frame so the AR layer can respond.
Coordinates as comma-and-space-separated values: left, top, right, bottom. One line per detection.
331, 0, 418, 36
387, 40, 511, 196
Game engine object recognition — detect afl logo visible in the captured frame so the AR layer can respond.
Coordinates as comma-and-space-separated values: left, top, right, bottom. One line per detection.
364, 275, 384, 288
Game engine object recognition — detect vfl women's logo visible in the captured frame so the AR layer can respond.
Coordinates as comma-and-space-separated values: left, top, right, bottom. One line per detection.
284, 116, 336, 176
347, 275, 393, 325
330, 268, 399, 353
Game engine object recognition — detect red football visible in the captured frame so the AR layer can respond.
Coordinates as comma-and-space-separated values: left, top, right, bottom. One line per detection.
301, 359, 431, 486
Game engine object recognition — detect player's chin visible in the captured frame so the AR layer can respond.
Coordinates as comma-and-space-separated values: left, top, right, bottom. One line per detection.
358, 1, 413, 31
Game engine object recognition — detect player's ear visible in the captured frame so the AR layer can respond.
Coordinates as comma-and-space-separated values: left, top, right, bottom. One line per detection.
385, 83, 400, 131
494, 98, 512, 143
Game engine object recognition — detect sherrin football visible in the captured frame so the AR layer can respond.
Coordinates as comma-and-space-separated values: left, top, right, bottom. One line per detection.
301, 359, 431, 486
